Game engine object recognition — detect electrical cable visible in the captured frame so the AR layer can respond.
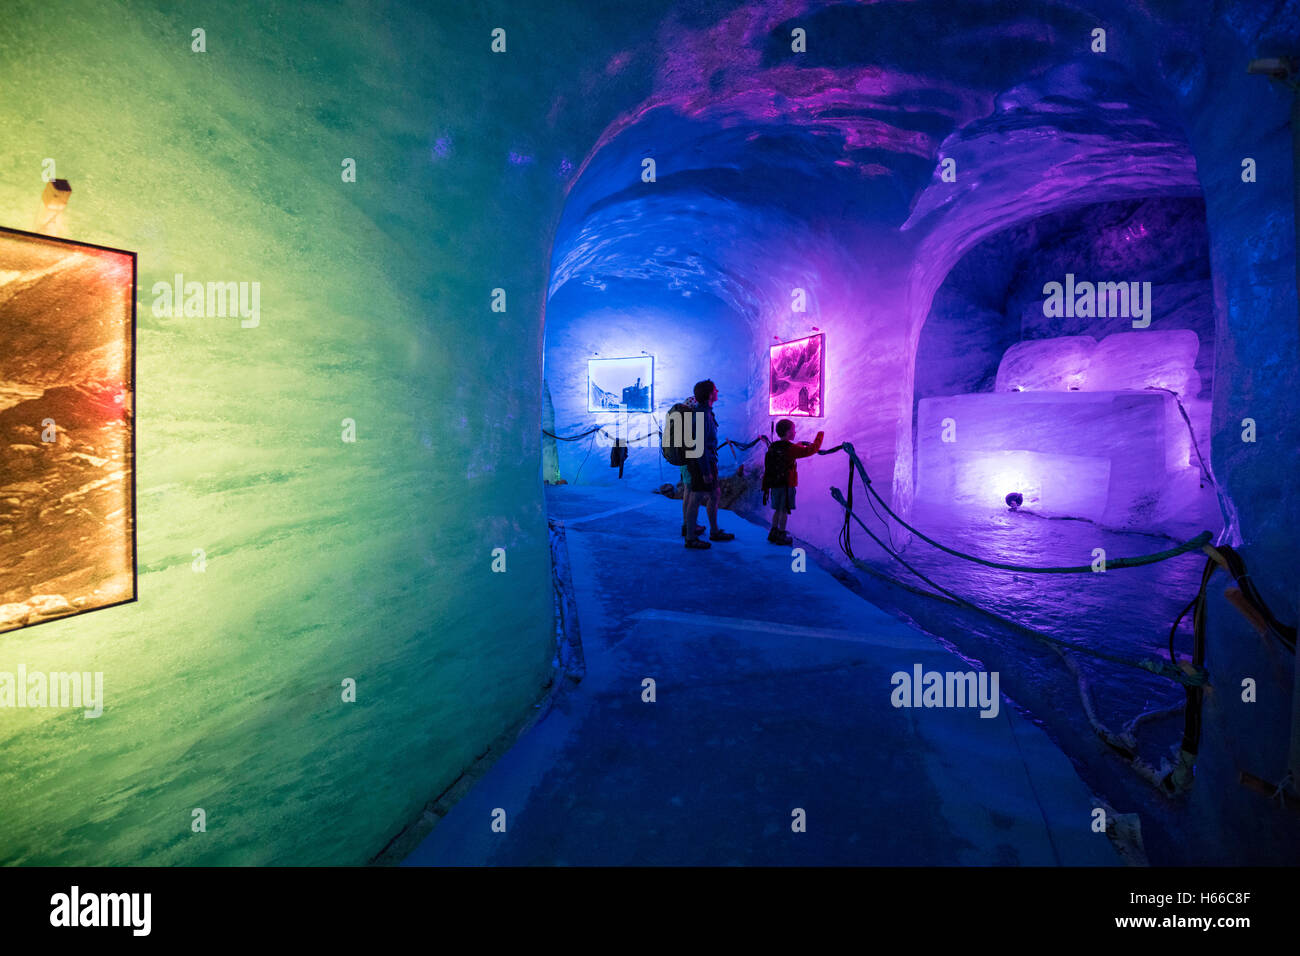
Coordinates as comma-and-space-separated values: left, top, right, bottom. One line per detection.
1210, 544, 1295, 653
1145, 385, 1241, 545
1168, 591, 1200, 667
572, 431, 597, 484
1145, 386, 1212, 484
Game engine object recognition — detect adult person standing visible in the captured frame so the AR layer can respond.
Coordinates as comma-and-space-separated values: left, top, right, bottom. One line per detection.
684, 379, 735, 550
678, 392, 705, 539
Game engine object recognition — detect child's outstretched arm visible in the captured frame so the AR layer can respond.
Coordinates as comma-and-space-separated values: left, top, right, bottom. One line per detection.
792, 431, 825, 459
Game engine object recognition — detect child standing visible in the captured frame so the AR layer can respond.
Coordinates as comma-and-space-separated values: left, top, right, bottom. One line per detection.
763, 418, 824, 545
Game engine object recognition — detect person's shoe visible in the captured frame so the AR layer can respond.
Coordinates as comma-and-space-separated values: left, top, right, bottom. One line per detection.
778, 532, 794, 545
709, 529, 735, 542
767, 530, 785, 544
681, 524, 706, 537
685, 538, 711, 550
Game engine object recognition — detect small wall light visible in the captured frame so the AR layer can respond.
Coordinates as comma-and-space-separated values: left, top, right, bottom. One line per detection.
34, 178, 72, 235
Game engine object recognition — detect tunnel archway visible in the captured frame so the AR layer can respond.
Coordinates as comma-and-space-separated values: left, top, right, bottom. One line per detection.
911, 194, 1221, 539
541, 3, 1218, 540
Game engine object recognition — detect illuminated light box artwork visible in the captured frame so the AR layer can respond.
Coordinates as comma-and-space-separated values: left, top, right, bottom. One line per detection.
769, 333, 825, 417
0, 227, 136, 634
587, 355, 653, 412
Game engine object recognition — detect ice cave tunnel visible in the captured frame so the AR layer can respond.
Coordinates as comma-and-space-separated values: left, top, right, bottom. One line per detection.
0, 0, 1297, 869
537, 1, 1300, 867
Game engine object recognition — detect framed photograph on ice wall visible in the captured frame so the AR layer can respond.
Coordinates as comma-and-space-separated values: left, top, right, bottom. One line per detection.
769, 333, 825, 417
0, 226, 137, 635
588, 355, 653, 413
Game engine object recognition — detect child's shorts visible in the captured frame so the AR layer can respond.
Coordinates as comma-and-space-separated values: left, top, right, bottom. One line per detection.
771, 486, 796, 513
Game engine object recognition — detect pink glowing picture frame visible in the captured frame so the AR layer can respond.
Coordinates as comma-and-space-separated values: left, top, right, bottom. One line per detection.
769, 333, 825, 417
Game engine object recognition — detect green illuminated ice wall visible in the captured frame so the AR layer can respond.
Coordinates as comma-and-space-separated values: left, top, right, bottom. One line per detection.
0, 0, 652, 864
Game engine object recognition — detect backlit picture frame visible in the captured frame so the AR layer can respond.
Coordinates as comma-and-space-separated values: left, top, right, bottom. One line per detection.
0, 226, 136, 634
769, 333, 825, 417
587, 355, 653, 413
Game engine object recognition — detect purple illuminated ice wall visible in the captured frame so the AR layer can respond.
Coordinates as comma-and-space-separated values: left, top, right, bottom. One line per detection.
542, 0, 1298, 570
769, 333, 825, 417
542, 0, 1299, 861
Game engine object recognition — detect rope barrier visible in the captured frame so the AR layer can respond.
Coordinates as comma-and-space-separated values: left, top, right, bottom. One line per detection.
821, 440, 1215, 573
544, 424, 1285, 653
831, 487, 1213, 572
546, 426, 1214, 574
832, 486, 1210, 688
543, 426, 662, 444
544, 418, 1293, 796
720, 435, 770, 452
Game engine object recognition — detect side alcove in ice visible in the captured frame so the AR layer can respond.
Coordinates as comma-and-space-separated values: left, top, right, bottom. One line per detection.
920, 330, 1215, 533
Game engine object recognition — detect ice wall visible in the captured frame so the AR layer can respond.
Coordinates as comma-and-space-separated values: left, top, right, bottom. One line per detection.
916, 391, 1188, 529
0, 0, 661, 865
543, 280, 754, 489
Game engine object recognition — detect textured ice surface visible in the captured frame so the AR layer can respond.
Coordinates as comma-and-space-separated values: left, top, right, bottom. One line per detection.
1088, 330, 1202, 398
0, 0, 574, 865
995, 336, 1097, 392
916, 391, 1205, 531
993, 331, 1202, 398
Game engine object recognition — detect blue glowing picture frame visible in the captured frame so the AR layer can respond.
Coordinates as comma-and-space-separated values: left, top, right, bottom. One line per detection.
587, 355, 654, 413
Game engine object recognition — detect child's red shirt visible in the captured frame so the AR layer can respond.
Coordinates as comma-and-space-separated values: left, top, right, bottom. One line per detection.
775, 430, 824, 486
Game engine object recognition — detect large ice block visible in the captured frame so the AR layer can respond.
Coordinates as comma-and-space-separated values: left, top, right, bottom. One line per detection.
924, 447, 1111, 517
915, 390, 1180, 527
1087, 330, 1201, 397
994, 336, 1096, 392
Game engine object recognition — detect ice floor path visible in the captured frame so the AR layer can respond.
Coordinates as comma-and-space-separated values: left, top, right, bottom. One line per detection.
405, 486, 1121, 866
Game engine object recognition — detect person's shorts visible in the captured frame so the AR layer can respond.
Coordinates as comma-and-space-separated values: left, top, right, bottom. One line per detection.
680, 464, 690, 488
771, 486, 796, 513
685, 458, 716, 493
